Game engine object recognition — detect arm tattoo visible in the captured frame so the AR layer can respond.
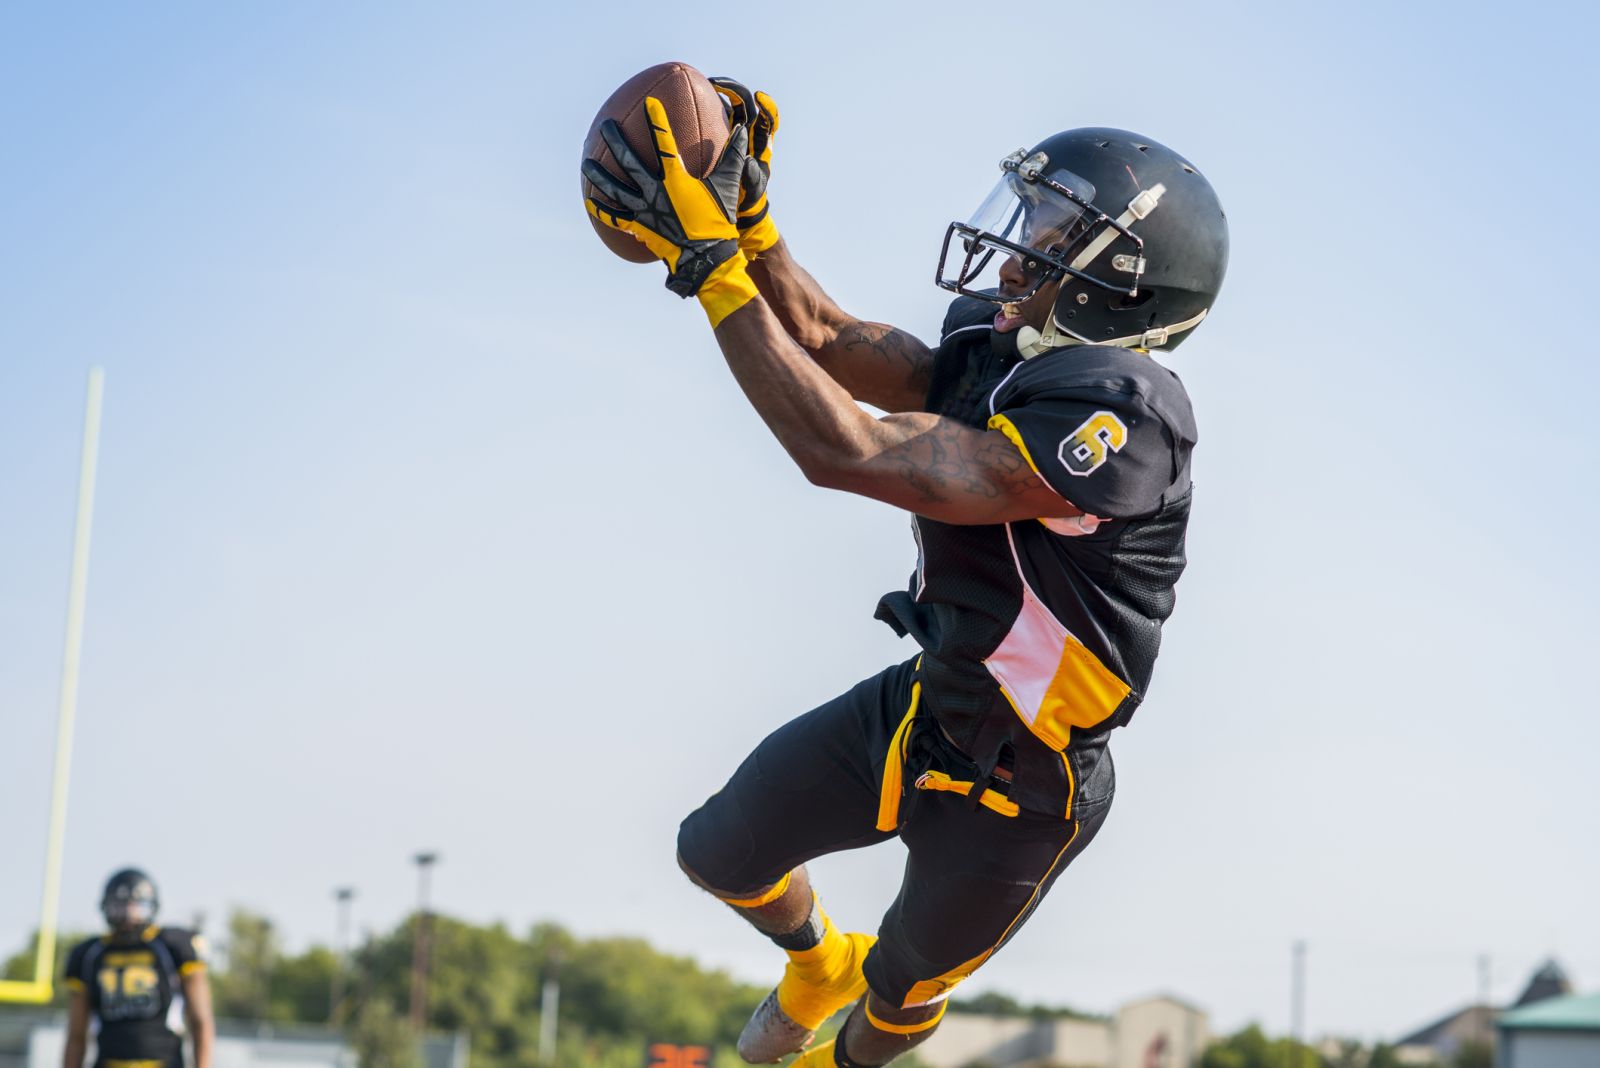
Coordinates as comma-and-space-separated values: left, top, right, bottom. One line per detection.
838, 322, 934, 404
888, 420, 1047, 506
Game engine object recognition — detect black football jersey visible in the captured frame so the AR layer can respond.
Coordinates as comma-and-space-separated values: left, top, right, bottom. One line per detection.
64, 926, 205, 1065
875, 297, 1197, 817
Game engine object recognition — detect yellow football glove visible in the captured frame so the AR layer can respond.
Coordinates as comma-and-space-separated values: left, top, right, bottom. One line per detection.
582, 97, 759, 326
709, 77, 781, 256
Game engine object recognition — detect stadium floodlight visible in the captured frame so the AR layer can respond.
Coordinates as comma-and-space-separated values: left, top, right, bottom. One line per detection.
0, 370, 103, 1005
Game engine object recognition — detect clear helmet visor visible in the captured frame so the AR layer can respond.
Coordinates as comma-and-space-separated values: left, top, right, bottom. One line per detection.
968, 167, 1096, 257
943, 166, 1098, 299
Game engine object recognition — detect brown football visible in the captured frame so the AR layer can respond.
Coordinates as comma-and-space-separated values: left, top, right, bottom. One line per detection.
581, 62, 730, 263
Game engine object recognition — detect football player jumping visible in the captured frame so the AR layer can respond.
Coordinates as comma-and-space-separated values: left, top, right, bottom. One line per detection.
62, 870, 214, 1068
583, 80, 1227, 1068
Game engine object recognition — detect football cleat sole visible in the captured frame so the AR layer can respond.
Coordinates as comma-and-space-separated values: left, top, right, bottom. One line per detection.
737, 990, 816, 1064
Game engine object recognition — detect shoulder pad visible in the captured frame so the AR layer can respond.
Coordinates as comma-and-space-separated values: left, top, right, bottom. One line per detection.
1000, 346, 1197, 444
158, 926, 207, 965
941, 294, 996, 342
64, 936, 97, 977
1025, 345, 1188, 400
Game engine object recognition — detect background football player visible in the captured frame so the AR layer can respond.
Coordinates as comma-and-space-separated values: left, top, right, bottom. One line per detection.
583, 80, 1226, 1068
63, 869, 214, 1068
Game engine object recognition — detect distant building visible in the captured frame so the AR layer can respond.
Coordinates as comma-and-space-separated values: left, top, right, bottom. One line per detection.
1395, 960, 1575, 1065
1394, 1005, 1496, 1065
920, 994, 1208, 1068
1111, 997, 1208, 1068
1496, 992, 1600, 1068
1511, 962, 1573, 1009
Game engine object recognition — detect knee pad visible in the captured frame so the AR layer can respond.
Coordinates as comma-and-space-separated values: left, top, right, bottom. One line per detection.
676, 798, 757, 895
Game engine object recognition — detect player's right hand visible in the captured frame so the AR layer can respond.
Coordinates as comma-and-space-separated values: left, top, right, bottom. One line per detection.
710, 77, 781, 256
582, 99, 759, 327
582, 99, 746, 290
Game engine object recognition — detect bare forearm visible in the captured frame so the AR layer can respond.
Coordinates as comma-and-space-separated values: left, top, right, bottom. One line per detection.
745, 238, 851, 350
712, 296, 883, 479
747, 240, 932, 411
712, 294, 1083, 525
63, 992, 90, 1068
184, 975, 215, 1068
190, 1024, 213, 1068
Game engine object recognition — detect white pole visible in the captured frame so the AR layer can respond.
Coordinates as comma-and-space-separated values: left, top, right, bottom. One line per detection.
538, 977, 559, 1064
34, 367, 104, 987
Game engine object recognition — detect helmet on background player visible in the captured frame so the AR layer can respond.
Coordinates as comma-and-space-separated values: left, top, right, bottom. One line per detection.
936, 127, 1228, 357
101, 868, 159, 930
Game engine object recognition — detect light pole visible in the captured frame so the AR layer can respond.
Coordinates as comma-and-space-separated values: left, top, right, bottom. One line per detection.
1290, 940, 1307, 1068
330, 887, 355, 1026
539, 950, 563, 1065
409, 853, 439, 1031
1477, 954, 1493, 1045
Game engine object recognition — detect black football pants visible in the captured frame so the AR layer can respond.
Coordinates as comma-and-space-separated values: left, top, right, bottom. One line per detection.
677, 658, 1111, 1008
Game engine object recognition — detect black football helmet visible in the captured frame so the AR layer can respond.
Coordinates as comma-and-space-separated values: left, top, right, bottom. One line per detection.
936, 127, 1228, 356
101, 868, 159, 930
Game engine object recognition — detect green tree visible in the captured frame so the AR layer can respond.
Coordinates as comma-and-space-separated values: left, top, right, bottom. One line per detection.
954, 991, 1028, 1017
1201, 1024, 1268, 1068
398, 915, 541, 1068
950, 991, 1096, 1021
350, 998, 422, 1068
1321, 1039, 1367, 1068
1367, 1043, 1405, 1068
1449, 1040, 1492, 1068
211, 910, 280, 1020
1200, 1024, 1320, 1068
270, 945, 339, 1023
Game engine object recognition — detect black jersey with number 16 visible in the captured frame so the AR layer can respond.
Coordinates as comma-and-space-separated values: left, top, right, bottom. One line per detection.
64, 926, 205, 1067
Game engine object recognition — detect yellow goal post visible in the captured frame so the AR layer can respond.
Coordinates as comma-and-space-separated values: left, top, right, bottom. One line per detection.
0, 369, 103, 1004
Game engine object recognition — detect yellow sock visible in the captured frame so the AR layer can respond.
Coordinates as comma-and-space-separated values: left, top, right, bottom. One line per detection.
775, 905, 874, 1031
789, 1039, 837, 1068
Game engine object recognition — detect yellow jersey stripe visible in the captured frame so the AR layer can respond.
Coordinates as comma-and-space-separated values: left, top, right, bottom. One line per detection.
986, 413, 1045, 477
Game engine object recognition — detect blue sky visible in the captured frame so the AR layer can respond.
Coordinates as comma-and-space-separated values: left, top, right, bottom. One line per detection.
2, 0, 1596, 1044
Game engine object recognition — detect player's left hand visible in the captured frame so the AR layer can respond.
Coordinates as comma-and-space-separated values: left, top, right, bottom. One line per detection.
583, 98, 749, 300
709, 77, 781, 256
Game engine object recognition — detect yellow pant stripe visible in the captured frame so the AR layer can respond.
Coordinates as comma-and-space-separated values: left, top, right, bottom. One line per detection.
866, 999, 947, 1034
901, 820, 1082, 1007
875, 679, 922, 832
719, 871, 791, 909
1060, 752, 1077, 820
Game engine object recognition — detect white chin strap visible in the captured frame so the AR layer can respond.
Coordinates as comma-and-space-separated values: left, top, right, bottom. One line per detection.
1017, 307, 1211, 358
1012, 182, 1201, 359
1013, 314, 1066, 360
